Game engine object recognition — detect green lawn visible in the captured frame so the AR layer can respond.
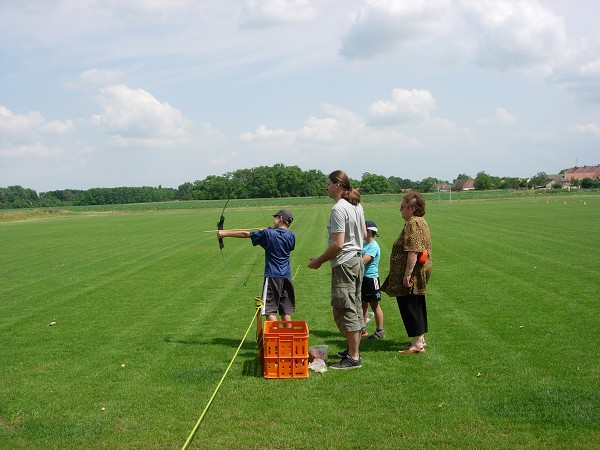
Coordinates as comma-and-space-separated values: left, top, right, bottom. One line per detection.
1, 195, 599, 449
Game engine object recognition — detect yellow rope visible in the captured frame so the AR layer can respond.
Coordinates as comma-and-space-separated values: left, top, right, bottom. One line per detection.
181, 303, 262, 450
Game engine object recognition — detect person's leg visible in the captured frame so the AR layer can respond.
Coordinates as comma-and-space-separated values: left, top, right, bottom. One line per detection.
362, 301, 369, 326
372, 301, 384, 330
397, 295, 426, 352
366, 301, 384, 339
347, 330, 361, 360
331, 257, 363, 366
278, 278, 295, 325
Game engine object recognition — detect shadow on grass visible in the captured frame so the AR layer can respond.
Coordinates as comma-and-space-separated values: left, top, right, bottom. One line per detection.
310, 328, 411, 353
164, 335, 259, 351
242, 357, 263, 378
165, 332, 411, 356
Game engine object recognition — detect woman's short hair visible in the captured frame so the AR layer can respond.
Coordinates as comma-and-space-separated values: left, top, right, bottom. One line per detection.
403, 190, 426, 217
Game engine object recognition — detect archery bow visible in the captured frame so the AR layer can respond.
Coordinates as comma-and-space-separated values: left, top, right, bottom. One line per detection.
217, 195, 231, 261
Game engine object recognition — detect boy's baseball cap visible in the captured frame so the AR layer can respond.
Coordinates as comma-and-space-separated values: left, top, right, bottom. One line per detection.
274, 209, 293, 224
366, 220, 378, 236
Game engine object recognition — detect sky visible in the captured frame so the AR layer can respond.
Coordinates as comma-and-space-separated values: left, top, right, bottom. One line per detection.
1, 0, 599, 192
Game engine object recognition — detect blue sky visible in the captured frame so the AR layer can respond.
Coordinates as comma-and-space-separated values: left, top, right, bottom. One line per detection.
1, 0, 599, 192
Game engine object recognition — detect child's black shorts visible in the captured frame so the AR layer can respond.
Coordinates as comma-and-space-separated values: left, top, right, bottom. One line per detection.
361, 276, 381, 303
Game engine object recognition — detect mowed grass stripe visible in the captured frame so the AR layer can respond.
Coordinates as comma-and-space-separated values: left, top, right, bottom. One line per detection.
424, 198, 600, 438
1, 210, 265, 448
1, 214, 207, 332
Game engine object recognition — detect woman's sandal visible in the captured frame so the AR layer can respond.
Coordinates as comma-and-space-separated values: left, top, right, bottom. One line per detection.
399, 346, 426, 354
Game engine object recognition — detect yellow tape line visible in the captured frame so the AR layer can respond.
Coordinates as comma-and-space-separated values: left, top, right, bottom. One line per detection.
181, 301, 262, 450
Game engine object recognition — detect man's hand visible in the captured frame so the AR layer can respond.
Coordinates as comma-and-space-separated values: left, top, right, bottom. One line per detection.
308, 257, 322, 270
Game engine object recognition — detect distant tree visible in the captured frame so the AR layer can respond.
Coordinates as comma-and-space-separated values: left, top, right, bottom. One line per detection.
38, 194, 61, 207
360, 173, 391, 194
415, 177, 439, 193
249, 166, 279, 198
388, 176, 413, 193
581, 177, 600, 188
474, 172, 495, 190
302, 169, 328, 196
177, 182, 194, 200
0, 185, 39, 208
273, 164, 307, 197
191, 175, 228, 200
39, 189, 80, 204
530, 172, 547, 188
498, 177, 522, 190
455, 173, 471, 180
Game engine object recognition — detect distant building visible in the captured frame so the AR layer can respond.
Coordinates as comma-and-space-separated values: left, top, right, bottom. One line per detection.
452, 178, 475, 191
543, 174, 570, 189
433, 183, 452, 192
564, 165, 600, 183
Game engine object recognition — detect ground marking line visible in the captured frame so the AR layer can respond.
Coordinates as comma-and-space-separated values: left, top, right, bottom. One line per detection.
181, 303, 261, 450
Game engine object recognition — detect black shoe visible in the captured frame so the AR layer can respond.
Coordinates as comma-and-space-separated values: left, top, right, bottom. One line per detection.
337, 349, 348, 358
368, 330, 385, 340
330, 355, 362, 370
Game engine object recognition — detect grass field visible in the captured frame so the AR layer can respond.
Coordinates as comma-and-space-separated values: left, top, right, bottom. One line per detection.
1, 194, 599, 449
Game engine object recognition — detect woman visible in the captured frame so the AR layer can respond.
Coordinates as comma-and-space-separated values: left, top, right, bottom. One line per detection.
381, 191, 432, 354
308, 170, 366, 370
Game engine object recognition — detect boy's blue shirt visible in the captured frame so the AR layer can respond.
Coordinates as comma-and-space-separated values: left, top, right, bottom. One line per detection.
250, 228, 295, 278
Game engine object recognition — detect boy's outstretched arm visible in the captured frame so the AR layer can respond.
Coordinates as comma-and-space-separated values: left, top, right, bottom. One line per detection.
217, 230, 251, 239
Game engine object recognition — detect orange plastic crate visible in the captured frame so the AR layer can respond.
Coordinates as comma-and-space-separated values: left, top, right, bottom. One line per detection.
262, 321, 309, 379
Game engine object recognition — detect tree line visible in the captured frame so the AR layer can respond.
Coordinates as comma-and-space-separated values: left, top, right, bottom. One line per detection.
1, 164, 597, 209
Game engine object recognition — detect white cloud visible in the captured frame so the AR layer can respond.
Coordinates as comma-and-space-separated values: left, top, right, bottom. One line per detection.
368, 89, 436, 125
241, 103, 365, 148
569, 123, 600, 136
339, 0, 453, 59
0, 142, 63, 158
78, 68, 124, 86
90, 84, 191, 143
241, 125, 294, 144
495, 108, 517, 124
579, 59, 600, 76
239, 0, 317, 28
0, 106, 45, 134
40, 119, 74, 135
296, 117, 341, 143
479, 108, 517, 124
458, 0, 568, 72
